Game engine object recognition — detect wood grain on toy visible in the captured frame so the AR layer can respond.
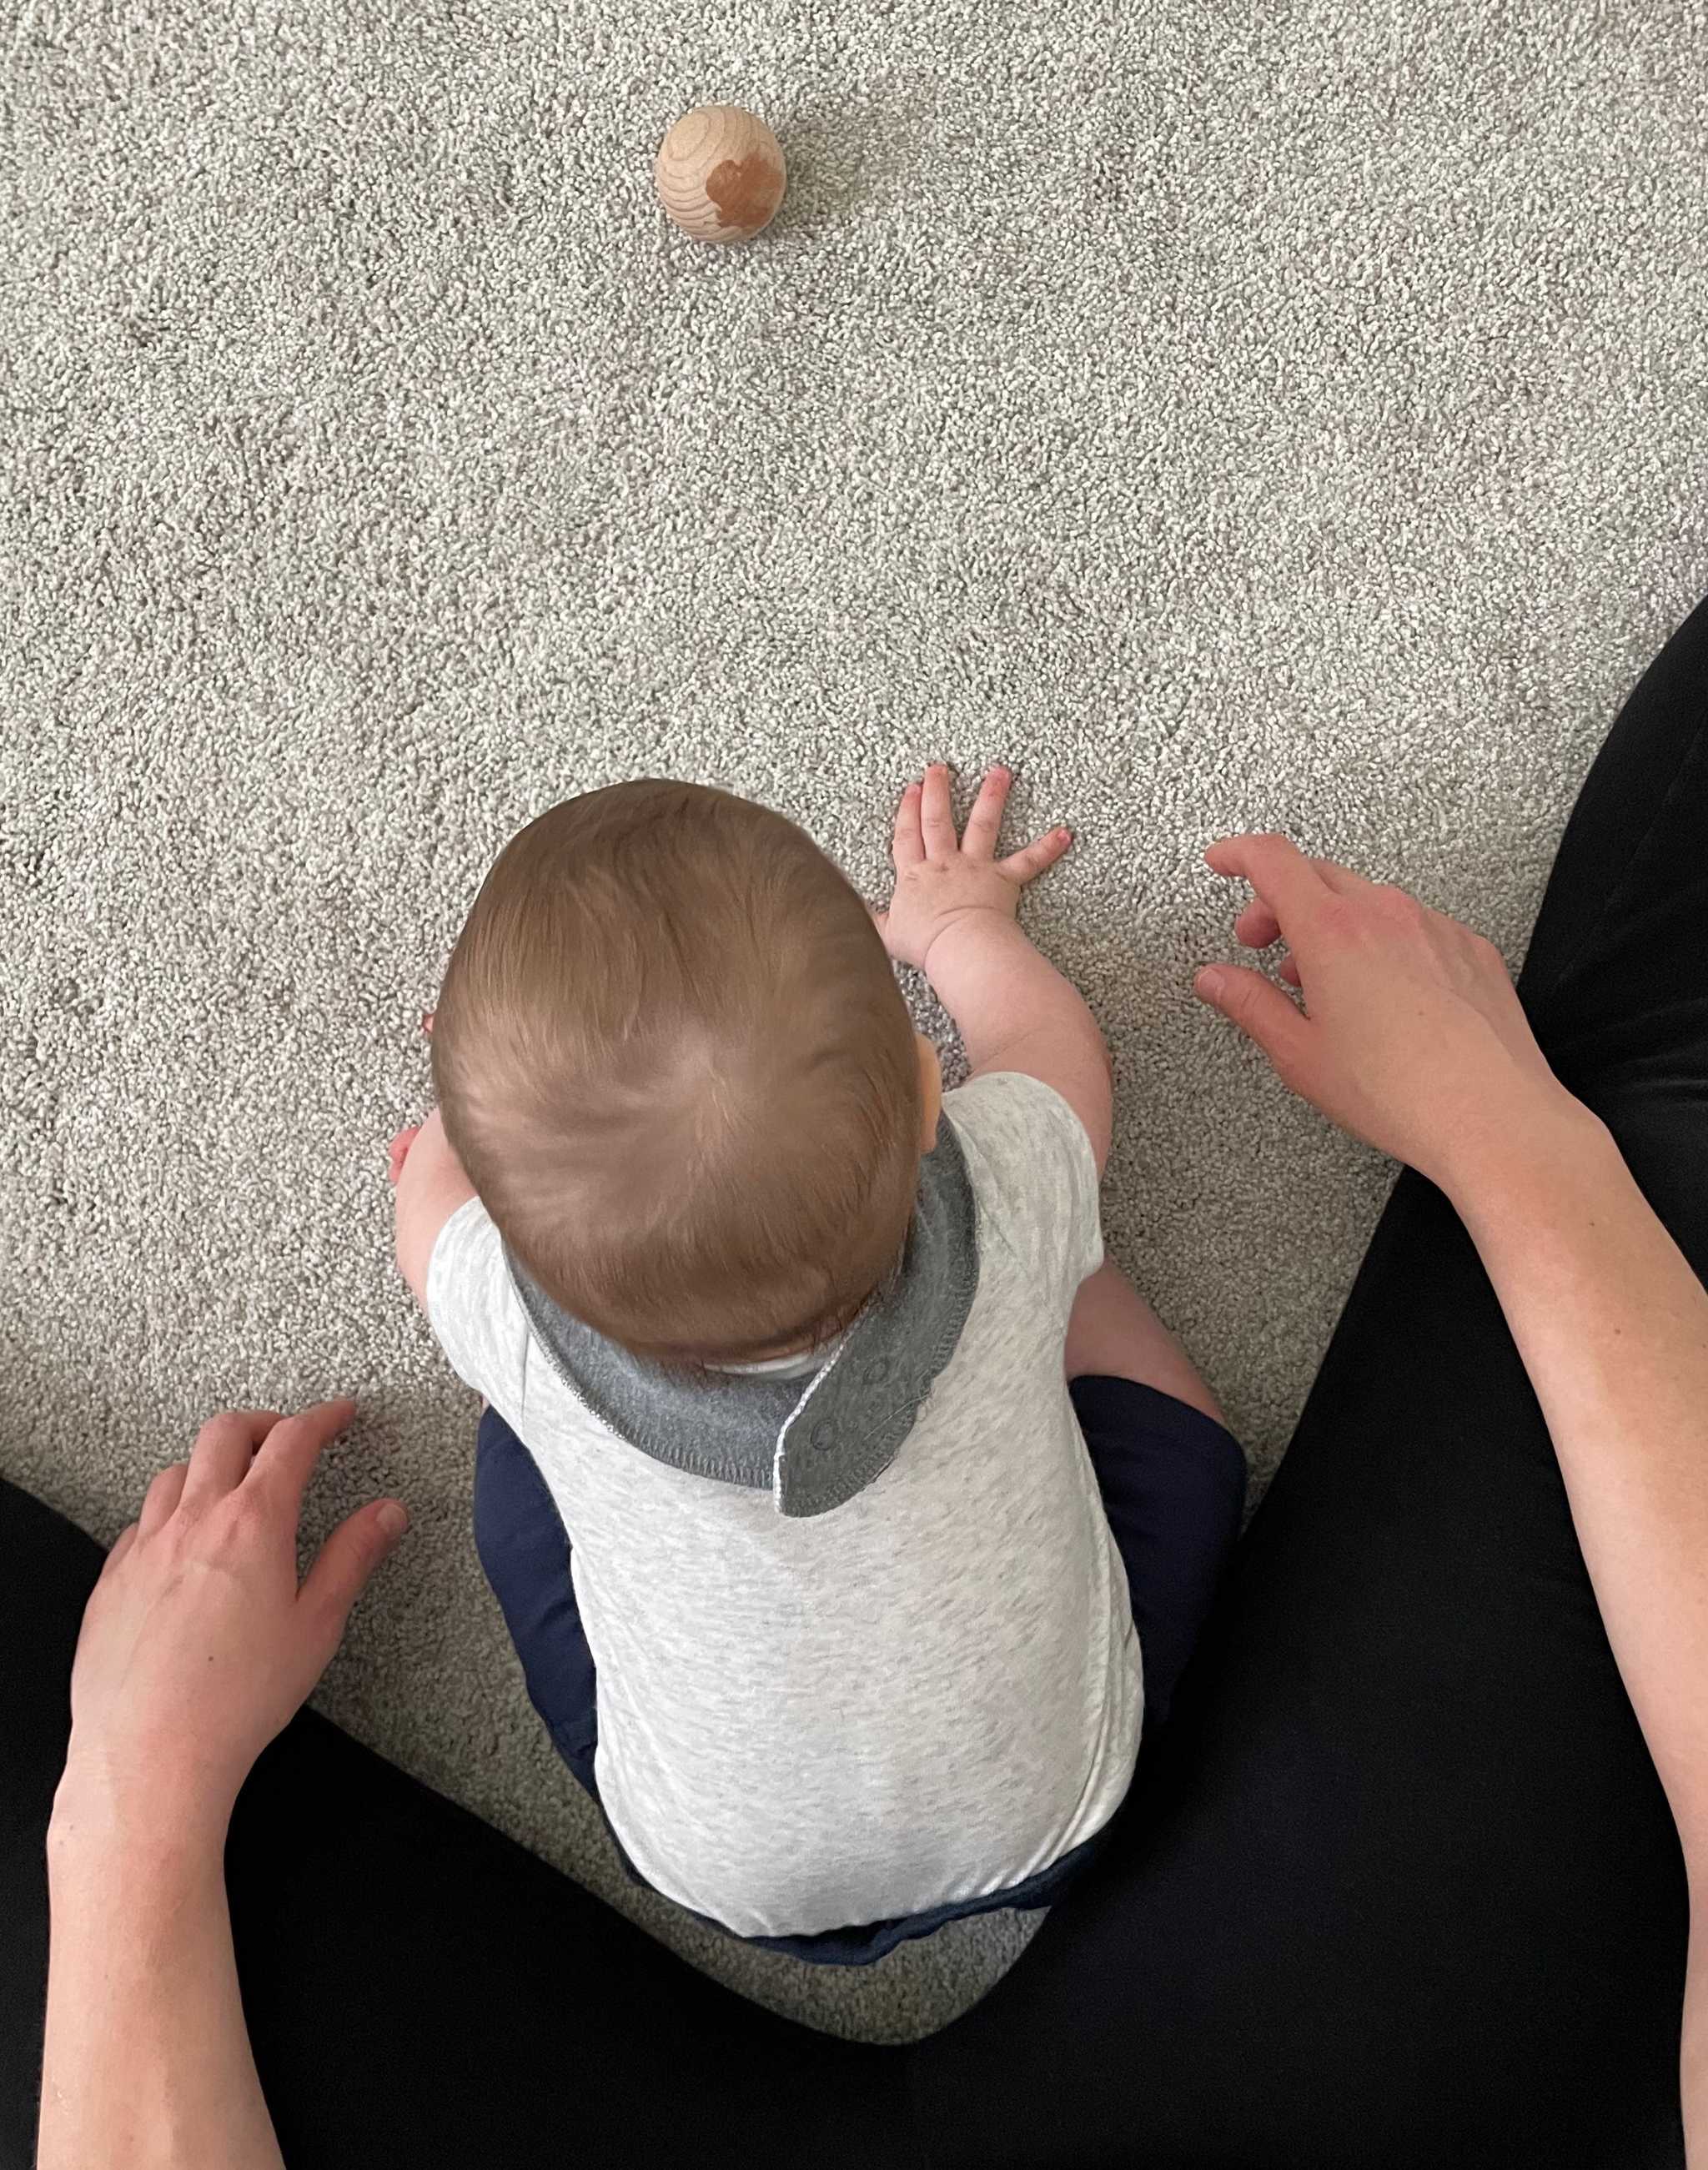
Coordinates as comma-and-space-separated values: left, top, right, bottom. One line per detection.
655, 105, 787, 244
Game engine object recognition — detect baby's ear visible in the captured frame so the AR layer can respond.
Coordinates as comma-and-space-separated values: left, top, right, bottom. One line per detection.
915, 1034, 944, 1151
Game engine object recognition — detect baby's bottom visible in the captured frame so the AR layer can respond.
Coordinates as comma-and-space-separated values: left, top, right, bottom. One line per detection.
472, 1331, 1243, 1961
474, 1273, 1243, 1825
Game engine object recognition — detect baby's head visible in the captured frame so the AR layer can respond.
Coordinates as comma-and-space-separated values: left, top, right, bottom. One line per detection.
433, 781, 937, 1364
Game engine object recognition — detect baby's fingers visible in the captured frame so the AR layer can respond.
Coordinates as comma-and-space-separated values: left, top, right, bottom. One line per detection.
892, 781, 924, 868
919, 764, 958, 858
1000, 825, 1073, 887
961, 766, 1012, 861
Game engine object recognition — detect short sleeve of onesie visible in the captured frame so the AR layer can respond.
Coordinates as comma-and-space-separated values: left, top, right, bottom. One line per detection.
424, 1197, 534, 1427
942, 1071, 1103, 1311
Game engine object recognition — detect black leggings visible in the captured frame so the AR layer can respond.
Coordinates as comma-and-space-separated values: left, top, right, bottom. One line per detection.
3, 599, 1705, 2168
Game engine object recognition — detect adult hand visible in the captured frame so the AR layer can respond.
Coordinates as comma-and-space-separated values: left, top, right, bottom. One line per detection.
1194, 834, 1575, 1193
57, 1401, 407, 1845
877, 763, 1073, 972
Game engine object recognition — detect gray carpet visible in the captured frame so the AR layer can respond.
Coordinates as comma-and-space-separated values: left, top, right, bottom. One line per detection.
5, 0, 1707, 2042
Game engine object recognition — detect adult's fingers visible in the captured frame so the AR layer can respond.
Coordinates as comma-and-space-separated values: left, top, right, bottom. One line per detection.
1234, 897, 1285, 951
1000, 825, 1074, 887
299, 1496, 409, 1640
1228, 941, 1304, 985
180, 1410, 279, 1514
961, 766, 1012, 861
920, 764, 958, 857
138, 1460, 188, 1538
1234, 859, 1382, 952
1194, 963, 1312, 1082
1205, 836, 1361, 939
249, 1399, 361, 1520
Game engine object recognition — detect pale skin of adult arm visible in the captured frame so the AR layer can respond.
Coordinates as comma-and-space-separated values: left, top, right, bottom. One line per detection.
40, 1401, 408, 2170
1193, 833, 1708, 2163
877, 762, 1113, 1174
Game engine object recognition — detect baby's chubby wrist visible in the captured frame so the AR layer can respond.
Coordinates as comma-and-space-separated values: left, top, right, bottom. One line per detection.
918, 907, 1033, 992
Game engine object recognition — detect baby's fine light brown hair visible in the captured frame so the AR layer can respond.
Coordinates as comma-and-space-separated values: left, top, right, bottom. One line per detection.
433, 781, 923, 1363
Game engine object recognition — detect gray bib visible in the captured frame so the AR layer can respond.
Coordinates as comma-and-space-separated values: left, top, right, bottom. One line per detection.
505, 1118, 980, 1518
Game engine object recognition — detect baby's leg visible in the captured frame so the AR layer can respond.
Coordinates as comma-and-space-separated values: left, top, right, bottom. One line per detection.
1067, 1261, 1245, 1727
1064, 1258, 1225, 1426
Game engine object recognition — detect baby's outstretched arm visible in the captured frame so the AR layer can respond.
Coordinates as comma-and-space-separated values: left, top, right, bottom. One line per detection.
877, 764, 1112, 1173
389, 1110, 476, 1309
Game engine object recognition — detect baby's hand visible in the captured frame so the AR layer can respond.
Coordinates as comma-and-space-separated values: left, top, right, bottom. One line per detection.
384, 1015, 435, 1181
876, 764, 1073, 974
386, 1127, 422, 1187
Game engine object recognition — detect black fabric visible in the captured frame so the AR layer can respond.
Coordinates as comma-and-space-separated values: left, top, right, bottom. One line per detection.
3, 596, 1704, 2167
0, 1484, 96, 2170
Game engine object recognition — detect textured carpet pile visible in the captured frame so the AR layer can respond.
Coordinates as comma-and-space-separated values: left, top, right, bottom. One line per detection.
4, 0, 1706, 2039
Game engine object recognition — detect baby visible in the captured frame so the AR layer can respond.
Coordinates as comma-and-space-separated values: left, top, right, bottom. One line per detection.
392, 766, 1245, 1958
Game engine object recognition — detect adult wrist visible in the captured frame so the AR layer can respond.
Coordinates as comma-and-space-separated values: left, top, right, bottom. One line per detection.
1431, 1083, 1613, 1220
50, 1749, 235, 1878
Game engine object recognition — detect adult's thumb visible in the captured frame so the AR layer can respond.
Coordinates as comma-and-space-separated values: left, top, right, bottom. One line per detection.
1194, 964, 1309, 1080
302, 1497, 409, 1635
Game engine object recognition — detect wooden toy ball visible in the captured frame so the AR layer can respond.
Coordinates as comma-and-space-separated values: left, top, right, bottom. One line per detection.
655, 105, 786, 244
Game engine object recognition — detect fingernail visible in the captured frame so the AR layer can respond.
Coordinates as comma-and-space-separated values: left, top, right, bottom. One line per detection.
377, 1500, 409, 1541
1196, 967, 1226, 1000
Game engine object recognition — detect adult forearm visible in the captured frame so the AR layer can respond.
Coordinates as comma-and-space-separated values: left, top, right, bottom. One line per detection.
1193, 831, 1704, 2148
42, 1806, 284, 2170
1445, 1095, 1708, 1860
1687, 1921, 1707, 2164
1447, 1098, 1708, 2157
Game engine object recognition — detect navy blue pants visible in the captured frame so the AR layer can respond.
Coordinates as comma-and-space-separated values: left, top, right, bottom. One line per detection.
472, 1373, 1247, 1962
